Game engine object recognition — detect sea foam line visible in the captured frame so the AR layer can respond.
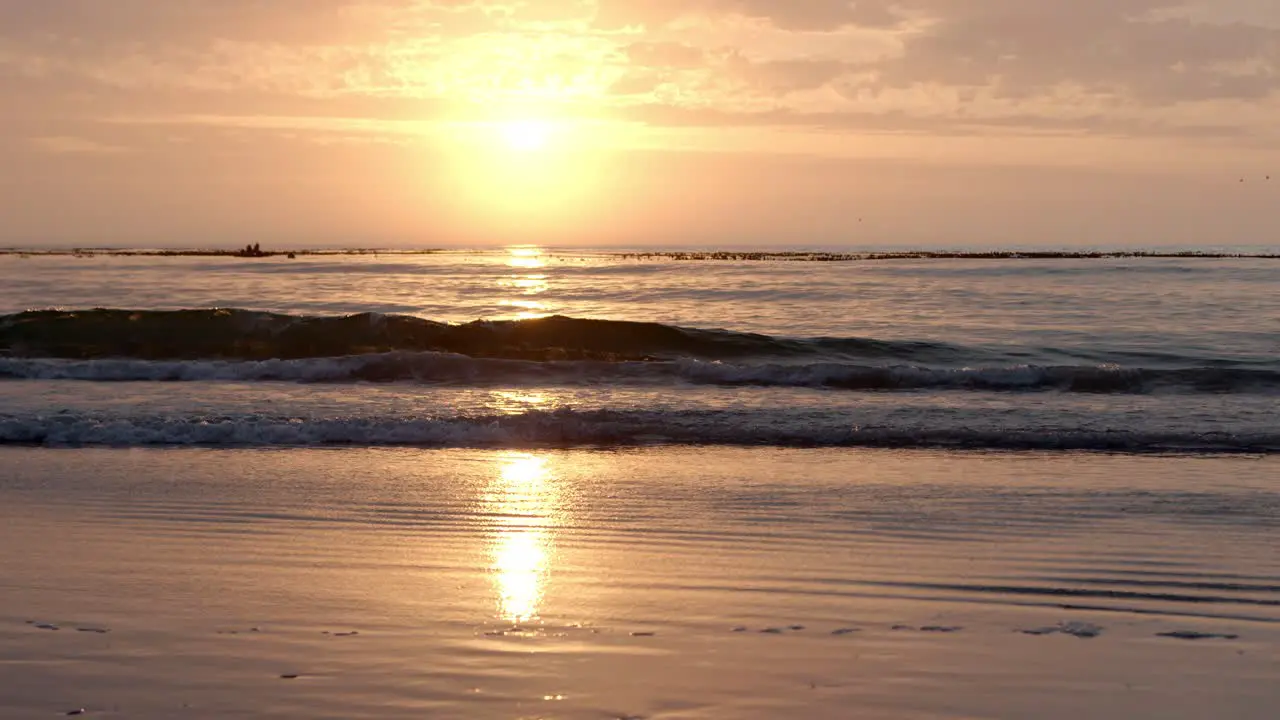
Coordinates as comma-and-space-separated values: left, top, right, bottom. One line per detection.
2, 410, 1276, 452
2, 354, 1277, 394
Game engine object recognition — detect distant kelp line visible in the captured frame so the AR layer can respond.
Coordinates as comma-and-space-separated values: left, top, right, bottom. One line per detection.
2, 248, 1277, 261
615, 250, 1280, 261
0, 248, 446, 258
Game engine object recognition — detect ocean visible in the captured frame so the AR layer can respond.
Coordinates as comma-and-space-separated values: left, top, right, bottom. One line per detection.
1, 248, 1277, 719
2, 249, 1278, 451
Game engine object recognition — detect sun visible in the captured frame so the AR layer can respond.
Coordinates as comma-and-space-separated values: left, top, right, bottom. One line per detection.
499, 120, 554, 152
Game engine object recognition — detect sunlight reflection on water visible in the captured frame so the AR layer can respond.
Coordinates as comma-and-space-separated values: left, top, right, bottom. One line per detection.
505, 245, 546, 270
501, 246, 551, 319
487, 390, 555, 415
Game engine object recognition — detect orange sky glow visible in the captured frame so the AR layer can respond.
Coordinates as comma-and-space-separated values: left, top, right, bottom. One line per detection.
2, 1, 1278, 247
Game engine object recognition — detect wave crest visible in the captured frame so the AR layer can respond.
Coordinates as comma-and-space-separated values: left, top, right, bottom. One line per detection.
2, 353, 1277, 394
0, 309, 975, 363
2, 409, 1274, 452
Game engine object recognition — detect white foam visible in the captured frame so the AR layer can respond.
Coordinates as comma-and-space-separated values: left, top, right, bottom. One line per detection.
1, 409, 1275, 451
3, 354, 1275, 394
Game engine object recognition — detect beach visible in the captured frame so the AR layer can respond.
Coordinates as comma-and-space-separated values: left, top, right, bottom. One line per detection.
3, 447, 1276, 719
8, 0, 1280, 714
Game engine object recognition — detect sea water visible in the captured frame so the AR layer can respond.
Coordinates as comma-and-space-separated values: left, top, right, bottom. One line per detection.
1, 250, 1277, 451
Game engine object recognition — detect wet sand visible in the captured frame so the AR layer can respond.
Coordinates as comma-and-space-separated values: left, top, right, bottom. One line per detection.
1, 448, 1276, 719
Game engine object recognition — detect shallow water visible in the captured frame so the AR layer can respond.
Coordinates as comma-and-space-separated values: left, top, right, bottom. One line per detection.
1, 448, 1277, 719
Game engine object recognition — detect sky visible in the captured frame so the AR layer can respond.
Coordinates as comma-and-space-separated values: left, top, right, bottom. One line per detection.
2, 0, 1278, 248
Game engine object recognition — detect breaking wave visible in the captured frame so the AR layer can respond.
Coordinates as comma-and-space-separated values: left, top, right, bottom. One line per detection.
0, 308, 1008, 363
2, 409, 1276, 452
2, 353, 1278, 394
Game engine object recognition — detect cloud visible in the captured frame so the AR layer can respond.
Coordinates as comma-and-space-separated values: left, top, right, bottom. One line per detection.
592, 0, 905, 31
29, 135, 130, 155
0, 0, 423, 44
732, 57, 853, 94
1, 0, 1278, 145
875, 1, 1280, 103
505, 0, 595, 24
624, 42, 707, 68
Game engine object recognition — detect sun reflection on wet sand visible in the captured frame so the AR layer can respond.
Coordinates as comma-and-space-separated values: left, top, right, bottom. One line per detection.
483, 453, 561, 623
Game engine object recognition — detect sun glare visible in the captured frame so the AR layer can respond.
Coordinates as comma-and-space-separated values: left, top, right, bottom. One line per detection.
506, 245, 546, 268
437, 117, 621, 236
500, 120, 554, 152
485, 453, 559, 623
